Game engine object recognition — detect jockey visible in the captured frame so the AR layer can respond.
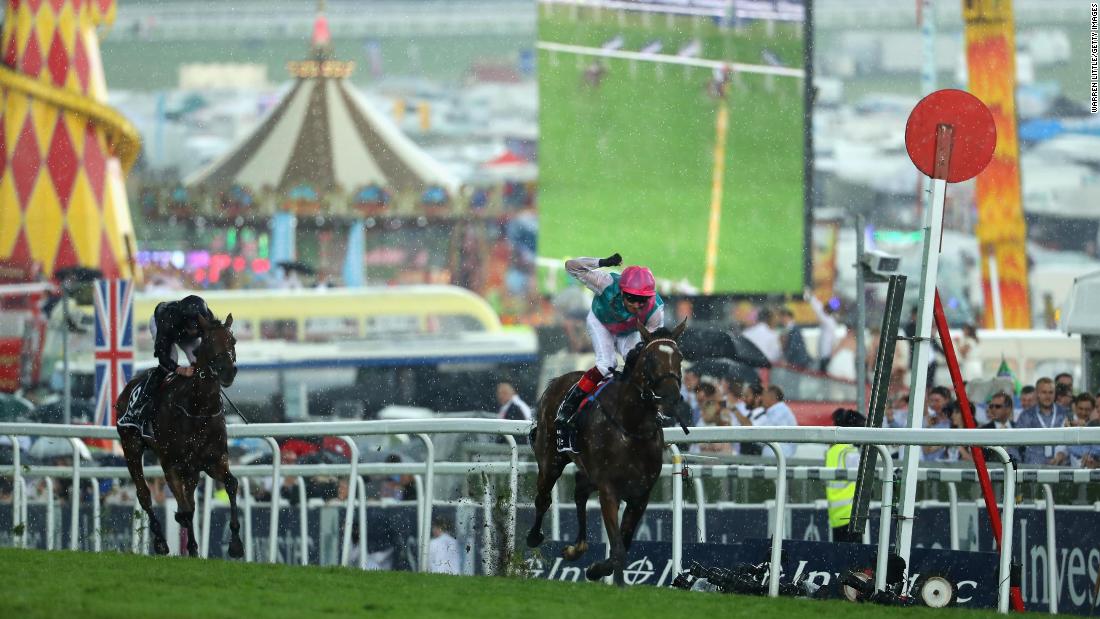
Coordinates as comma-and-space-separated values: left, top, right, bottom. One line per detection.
555, 254, 664, 453
118, 294, 215, 428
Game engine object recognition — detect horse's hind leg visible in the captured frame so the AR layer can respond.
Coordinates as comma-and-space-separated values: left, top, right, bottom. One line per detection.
526, 455, 567, 549
120, 429, 169, 555
563, 471, 593, 561
206, 454, 244, 559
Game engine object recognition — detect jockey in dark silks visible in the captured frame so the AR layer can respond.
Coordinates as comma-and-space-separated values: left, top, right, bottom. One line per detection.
117, 294, 215, 429
555, 254, 664, 453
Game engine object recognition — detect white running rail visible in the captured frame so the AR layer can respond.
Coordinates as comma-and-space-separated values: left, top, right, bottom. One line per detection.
4, 421, 1100, 614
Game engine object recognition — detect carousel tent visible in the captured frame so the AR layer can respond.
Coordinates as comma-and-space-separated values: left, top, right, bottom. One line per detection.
185, 9, 457, 196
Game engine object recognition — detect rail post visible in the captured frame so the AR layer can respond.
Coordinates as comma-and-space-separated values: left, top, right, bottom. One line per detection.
766, 442, 788, 598
416, 433, 435, 573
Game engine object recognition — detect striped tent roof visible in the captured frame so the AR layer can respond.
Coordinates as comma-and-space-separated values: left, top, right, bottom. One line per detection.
186, 12, 456, 196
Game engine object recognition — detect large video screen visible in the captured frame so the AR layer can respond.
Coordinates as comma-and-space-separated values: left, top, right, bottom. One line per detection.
537, 0, 809, 295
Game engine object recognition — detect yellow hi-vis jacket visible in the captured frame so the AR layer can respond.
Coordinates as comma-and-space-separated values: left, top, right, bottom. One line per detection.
825, 443, 858, 529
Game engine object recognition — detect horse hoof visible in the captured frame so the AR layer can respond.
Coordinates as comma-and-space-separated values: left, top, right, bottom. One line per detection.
187, 545, 199, 558
153, 539, 170, 556
228, 539, 244, 559
526, 530, 544, 548
586, 561, 612, 581
562, 541, 588, 561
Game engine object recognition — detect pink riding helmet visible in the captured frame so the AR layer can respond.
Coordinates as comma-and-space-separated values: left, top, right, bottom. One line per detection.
619, 266, 656, 297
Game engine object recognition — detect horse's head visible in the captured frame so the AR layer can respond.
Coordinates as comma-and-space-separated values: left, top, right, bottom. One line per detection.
634, 319, 688, 417
196, 313, 238, 388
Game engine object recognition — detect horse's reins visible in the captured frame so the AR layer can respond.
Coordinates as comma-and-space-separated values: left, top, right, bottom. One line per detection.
184, 336, 252, 424
591, 337, 689, 441
634, 337, 691, 434
219, 388, 250, 424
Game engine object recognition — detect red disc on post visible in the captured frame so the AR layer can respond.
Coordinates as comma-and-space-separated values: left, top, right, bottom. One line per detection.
904, 89, 997, 183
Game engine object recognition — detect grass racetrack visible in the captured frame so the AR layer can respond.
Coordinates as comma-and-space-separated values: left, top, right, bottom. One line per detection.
0, 547, 1006, 619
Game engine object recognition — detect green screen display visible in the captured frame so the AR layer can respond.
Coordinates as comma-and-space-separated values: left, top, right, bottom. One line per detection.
537, 2, 808, 294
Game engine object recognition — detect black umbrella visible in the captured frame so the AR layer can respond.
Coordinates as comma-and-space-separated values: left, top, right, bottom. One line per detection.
729, 335, 772, 369
689, 358, 761, 386
679, 327, 735, 361
678, 327, 771, 368
277, 261, 316, 276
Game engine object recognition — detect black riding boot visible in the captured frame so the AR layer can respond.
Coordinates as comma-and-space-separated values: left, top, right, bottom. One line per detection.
118, 368, 165, 428
555, 383, 588, 454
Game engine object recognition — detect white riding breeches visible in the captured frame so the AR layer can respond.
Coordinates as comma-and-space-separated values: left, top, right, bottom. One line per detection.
586, 311, 641, 377
149, 320, 200, 367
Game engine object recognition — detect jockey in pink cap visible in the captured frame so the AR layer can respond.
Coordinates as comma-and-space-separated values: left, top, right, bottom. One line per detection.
555, 253, 664, 453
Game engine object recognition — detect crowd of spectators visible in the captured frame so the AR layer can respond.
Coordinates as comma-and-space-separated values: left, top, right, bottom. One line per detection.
680, 369, 800, 458
904, 372, 1100, 468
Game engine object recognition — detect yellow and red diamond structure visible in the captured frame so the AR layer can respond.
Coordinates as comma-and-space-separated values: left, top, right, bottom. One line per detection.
0, 0, 141, 281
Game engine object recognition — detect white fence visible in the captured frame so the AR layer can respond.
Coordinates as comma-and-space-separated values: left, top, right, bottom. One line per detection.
4, 421, 1100, 614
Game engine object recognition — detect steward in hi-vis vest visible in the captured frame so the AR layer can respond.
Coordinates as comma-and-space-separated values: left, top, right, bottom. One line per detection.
827, 408, 866, 543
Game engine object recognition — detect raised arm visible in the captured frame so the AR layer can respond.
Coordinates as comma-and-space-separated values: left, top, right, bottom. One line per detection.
806, 289, 830, 322
565, 254, 620, 295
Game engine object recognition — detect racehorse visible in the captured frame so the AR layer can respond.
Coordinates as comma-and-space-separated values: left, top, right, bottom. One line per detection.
115, 314, 242, 558
526, 321, 687, 585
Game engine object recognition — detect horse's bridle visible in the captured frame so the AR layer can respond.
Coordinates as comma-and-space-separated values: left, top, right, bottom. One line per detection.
177, 342, 234, 419
633, 337, 683, 403
195, 350, 233, 381
194, 328, 235, 382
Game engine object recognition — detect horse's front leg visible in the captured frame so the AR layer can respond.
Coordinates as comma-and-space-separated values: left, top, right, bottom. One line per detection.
619, 496, 650, 552
207, 454, 244, 559
180, 475, 202, 557
585, 489, 625, 585
167, 470, 200, 557
563, 471, 593, 561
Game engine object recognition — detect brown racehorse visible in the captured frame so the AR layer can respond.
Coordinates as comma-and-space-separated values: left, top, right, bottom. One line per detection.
527, 321, 687, 585
115, 314, 242, 558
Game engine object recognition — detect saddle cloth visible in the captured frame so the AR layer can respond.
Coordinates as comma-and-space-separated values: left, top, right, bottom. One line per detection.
119, 373, 180, 440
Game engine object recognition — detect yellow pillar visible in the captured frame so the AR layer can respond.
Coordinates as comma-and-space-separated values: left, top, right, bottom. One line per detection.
962, 0, 1030, 328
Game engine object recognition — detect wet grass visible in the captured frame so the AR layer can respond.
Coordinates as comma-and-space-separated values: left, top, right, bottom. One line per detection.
0, 547, 1007, 619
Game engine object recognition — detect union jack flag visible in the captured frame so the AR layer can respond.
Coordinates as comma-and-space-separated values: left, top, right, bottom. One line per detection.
93, 279, 134, 427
